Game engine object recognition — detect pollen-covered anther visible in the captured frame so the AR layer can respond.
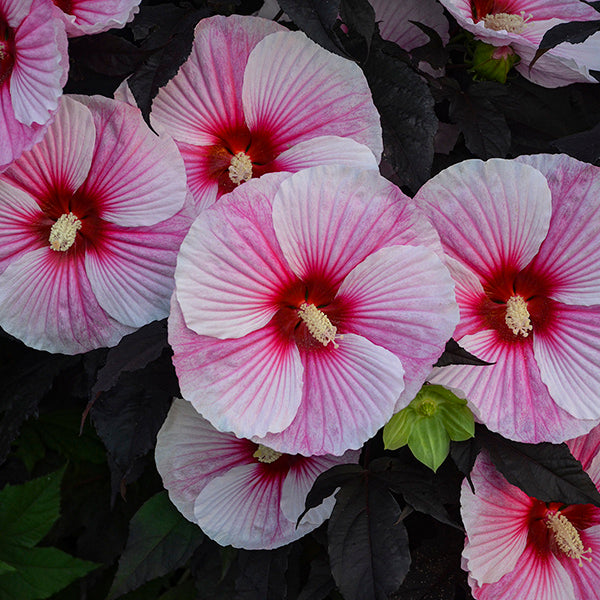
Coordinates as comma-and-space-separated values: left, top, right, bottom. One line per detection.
298, 302, 339, 348
49, 212, 82, 252
546, 512, 592, 567
228, 151, 253, 185
484, 12, 529, 34
505, 295, 533, 337
253, 444, 283, 464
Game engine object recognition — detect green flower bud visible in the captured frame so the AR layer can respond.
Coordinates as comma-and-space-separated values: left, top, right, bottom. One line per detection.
470, 42, 519, 84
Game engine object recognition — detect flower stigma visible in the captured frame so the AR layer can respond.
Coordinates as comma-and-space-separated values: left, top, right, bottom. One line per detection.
49, 212, 82, 252
228, 151, 253, 185
298, 302, 339, 348
505, 295, 533, 337
417, 398, 438, 417
484, 12, 530, 34
253, 444, 283, 464
545, 511, 592, 566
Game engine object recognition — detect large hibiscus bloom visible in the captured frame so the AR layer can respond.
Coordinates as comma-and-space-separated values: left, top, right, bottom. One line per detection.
151, 14, 383, 212
461, 424, 600, 599
169, 165, 458, 456
439, 0, 600, 87
51, 0, 140, 37
155, 398, 359, 550
0, 0, 68, 171
0, 94, 188, 354
416, 155, 600, 443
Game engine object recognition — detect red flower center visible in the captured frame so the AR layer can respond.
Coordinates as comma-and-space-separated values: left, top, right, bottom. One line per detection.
52, 0, 74, 15
0, 18, 15, 85
471, 0, 511, 21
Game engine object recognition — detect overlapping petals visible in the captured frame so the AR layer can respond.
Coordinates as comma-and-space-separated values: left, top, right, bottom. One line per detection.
416, 155, 600, 443
155, 398, 359, 550
151, 14, 382, 212
0, 94, 189, 353
170, 165, 458, 456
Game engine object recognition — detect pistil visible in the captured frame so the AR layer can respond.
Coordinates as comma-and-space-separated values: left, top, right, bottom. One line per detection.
49, 212, 82, 251
505, 295, 532, 337
298, 302, 338, 348
228, 151, 253, 185
253, 444, 283, 464
546, 512, 592, 567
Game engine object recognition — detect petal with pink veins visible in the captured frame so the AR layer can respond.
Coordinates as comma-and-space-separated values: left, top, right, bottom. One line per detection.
75, 95, 186, 227
53, 0, 140, 37
415, 158, 552, 280
2, 0, 34, 25
176, 141, 220, 213
176, 174, 294, 339
563, 525, 600, 599
567, 423, 600, 482
169, 295, 303, 439
336, 244, 459, 410
151, 15, 285, 145
243, 30, 382, 160
533, 303, 600, 421
256, 333, 405, 456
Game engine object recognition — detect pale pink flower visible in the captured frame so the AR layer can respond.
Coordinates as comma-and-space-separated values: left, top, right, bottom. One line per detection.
416, 154, 600, 443
0, 0, 68, 171
169, 165, 458, 456
51, 0, 140, 37
155, 398, 359, 550
151, 14, 383, 212
439, 0, 600, 87
461, 424, 600, 599
0, 94, 189, 354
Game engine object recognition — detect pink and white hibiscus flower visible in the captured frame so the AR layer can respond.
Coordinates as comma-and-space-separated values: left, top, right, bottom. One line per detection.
0, 94, 189, 354
461, 424, 600, 599
0, 0, 68, 171
416, 154, 600, 443
169, 165, 459, 456
155, 398, 359, 550
51, 0, 140, 37
151, 14, 383, 213
439, 0, 600, 87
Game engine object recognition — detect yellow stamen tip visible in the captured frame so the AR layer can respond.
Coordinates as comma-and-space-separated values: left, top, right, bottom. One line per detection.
505, 295, 533, 337
253, 444, 283, 464
228, 151, 253, 185
298, 302, 338, 348
49, 212, 82, 252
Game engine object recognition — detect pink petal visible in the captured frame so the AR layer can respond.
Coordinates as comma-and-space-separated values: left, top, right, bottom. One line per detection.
533, 303, 600, 421
429, 330, 599, 443
155, 398, 255, 522
168, 295, 304, 439
243, 31, 382, 160
55, 0, 140, 37
2, 0, 34, 25
336, 244, 459, 410
0, 247, 134, 353
176, 141, 220, 213
10, 0, 68, 126
175, 174, 294, 339
85, 209, 189, 328
255, 333, 405, 456
567, 423, 600, 480
415, 158, 552, 280
461, 453, 532, 584
273, 165, 441, 288
2, 96, 94, 199
151, 15, 285, 145
516, 154, 600, 305
74, 95, 187, 227
564, 525, 600, 599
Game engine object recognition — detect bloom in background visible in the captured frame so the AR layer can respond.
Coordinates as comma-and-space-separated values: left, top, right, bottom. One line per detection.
461, 424, 600, 599
51, 0, 140, 37
156, 398, 359, 550
439, 0, 600, 87
169, 165, 458, 456
151, 14, 383, 212
0, 0, 68, 171
0, 94, 189, 354
416, 155, 600, 443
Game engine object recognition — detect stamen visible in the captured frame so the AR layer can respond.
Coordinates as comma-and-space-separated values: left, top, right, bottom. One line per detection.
253, 444, 283, 464
546, 512, 592, 567
228, 151, 253, 185
298, 302, 338, 348
484, 12, 530, 34
49, 212, 82, 252
505, 295, 532, 337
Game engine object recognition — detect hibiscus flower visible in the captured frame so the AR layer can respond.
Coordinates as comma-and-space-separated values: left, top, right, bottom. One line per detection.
51, 0, 140, 37
155, 398, 359, 550
151, 14, 383, 212
0, 0, 68, 171
0, 94, 189, 354
461, 423, 600, 599
169, 165, 458, 456
415, 154, 600, 443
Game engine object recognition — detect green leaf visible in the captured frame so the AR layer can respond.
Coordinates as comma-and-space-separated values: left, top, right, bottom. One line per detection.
0, 468, 64, 548
0, 561, 15, 575
438, 403, 475, 442
382, 409, 413, 451
0, 545, 98, 600
408, 417, 450, 473
108, 491, 204, 599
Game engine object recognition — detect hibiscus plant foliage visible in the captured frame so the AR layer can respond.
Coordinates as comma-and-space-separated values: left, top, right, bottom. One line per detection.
1, 0, 600, 599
